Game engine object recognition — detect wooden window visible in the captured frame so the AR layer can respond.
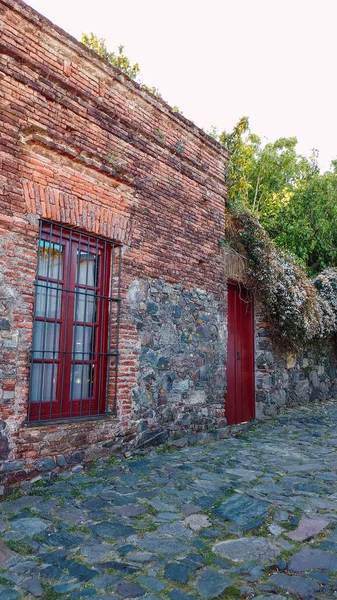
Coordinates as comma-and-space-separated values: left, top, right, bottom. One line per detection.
28, 220, 122, 422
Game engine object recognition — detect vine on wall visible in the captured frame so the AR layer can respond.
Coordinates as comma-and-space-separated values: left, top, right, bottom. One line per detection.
226, 207, 337, 348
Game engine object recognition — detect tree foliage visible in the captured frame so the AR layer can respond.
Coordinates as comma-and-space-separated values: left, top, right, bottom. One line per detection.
81, 33, 140, 80
220, 117, 337, 276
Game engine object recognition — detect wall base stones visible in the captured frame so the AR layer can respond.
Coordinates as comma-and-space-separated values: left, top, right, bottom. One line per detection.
256, 310, 337, 418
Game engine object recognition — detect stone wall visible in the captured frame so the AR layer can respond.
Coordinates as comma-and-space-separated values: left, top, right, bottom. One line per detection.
129, 279, 226, 441
255, 310, 337, 418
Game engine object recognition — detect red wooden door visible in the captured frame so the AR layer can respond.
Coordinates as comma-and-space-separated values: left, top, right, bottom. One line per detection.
226, 282, 255, 425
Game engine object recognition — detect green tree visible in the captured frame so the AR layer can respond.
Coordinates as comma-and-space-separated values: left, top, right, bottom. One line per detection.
81, 33, 140, 80
274, 167, 337, 275
220, 117, 337, 275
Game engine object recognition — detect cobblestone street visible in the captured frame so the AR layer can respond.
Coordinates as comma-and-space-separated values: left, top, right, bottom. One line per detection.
2, 402, 337, 599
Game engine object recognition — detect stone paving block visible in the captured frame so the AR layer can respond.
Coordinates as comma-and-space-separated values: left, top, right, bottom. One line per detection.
212, 494, 270, 527
224, 468, 264, 481
286, 513, 330, 541
21, 577, 44, 597
137, 575, 167, 592
269, 573, 320, 599
164, 561, 194, 584
195, 567, 233, 597
213, 537, 281, 562
289, 548, 337, 572
92, 574, 123, 590
97, 560, 140, 574
65, 561, 98, 581
80, 543, 113, 562
91, 522, 135, 539
137, 535, 190, 555
71, 591, 96, 599
167, 590, 199, 600
0, 540, 16, 566
156, 522, 193, 539
11, 517, 48, 537
116, 581, 146, 597
110, 504, 146, 518
183, 514, 212, 531
0, 591, 20, 600
254, 596, 287, 600
44, 531, 83, 547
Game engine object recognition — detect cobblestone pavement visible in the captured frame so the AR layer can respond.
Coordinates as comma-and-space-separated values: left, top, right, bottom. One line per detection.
2, 402, 337, 600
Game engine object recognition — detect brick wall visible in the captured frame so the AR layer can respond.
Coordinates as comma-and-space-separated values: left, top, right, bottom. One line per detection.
0, 0, 228, 484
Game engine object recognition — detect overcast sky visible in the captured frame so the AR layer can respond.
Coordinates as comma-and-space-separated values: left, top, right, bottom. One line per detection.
26, 0, 337, 172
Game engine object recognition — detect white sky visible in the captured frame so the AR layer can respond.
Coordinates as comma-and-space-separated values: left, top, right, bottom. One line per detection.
26, 0, 337, 172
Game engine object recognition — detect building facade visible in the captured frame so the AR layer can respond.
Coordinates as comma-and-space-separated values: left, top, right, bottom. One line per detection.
1, 0, 337, 488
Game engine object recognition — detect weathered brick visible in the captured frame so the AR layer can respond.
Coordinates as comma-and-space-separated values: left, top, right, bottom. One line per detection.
0, 0, 230, 482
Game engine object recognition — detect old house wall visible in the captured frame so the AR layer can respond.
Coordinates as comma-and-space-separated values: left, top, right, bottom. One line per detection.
0, 0, 229, 484
255, 310, 337, 418
223, 252, 337, 422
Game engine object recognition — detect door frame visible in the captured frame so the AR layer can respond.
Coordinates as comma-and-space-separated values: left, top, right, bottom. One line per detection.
226, 279, 256, 424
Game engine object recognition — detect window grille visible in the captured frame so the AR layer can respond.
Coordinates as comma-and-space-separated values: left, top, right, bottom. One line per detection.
28, 220, 122, 422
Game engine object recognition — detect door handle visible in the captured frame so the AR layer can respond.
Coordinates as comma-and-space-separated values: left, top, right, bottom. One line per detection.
237, 351, 241, 361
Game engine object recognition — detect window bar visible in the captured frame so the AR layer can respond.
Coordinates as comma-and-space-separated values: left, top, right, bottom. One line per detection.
90, 234, 99, 415
97, 238, 108, 416
106, 243, 115, 414
113, 245, 122, 415
70, 234, 80, 418
78, 232, 86, 417
49, 226, 63, 420
60, 227, 73, 419
28, 218, 43, 422
38, 224, 53, 421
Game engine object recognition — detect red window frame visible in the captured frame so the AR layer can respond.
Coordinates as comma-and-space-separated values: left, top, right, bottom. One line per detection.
28, 221, 119, 422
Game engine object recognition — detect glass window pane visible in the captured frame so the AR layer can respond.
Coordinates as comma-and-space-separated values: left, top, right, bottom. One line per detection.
38, 241, 63, 279
70, 364, 94, 399
74, 289, 96, 323
35, 282, 62, 319
30, 363, 58, 402
72, 325, 95, 359
32, 322, 60, 359
76, 251, 98, 286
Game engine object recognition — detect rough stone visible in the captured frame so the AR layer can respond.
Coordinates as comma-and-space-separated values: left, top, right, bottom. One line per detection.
164, 562, 194, 584
195, 568, 233, 597
137, 576, 167, 592
254, 596, 287, 600
286, 514, 330, 541
116, 582, 146, 598
21, 578, 44, 597
268, 524, 284, 536
213, 538, 281, 562
0, 591, 20, 600
212, 494, 270, 527
0, 541, 16, 566
137, 536, 190, 555
289, 548, 337, 572
91, 522, 135, 539
66, 561, 98, 581
112, 505, 146, 518
183, 514, 212, 531
269, 573, 320, 599
167, 591, 199, 600
11, 517, 48, 537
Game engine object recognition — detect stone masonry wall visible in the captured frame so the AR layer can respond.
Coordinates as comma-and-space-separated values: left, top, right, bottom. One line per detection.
0, 0, 228, 486
255, 309, 337, 418
129, 279, 226, 443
